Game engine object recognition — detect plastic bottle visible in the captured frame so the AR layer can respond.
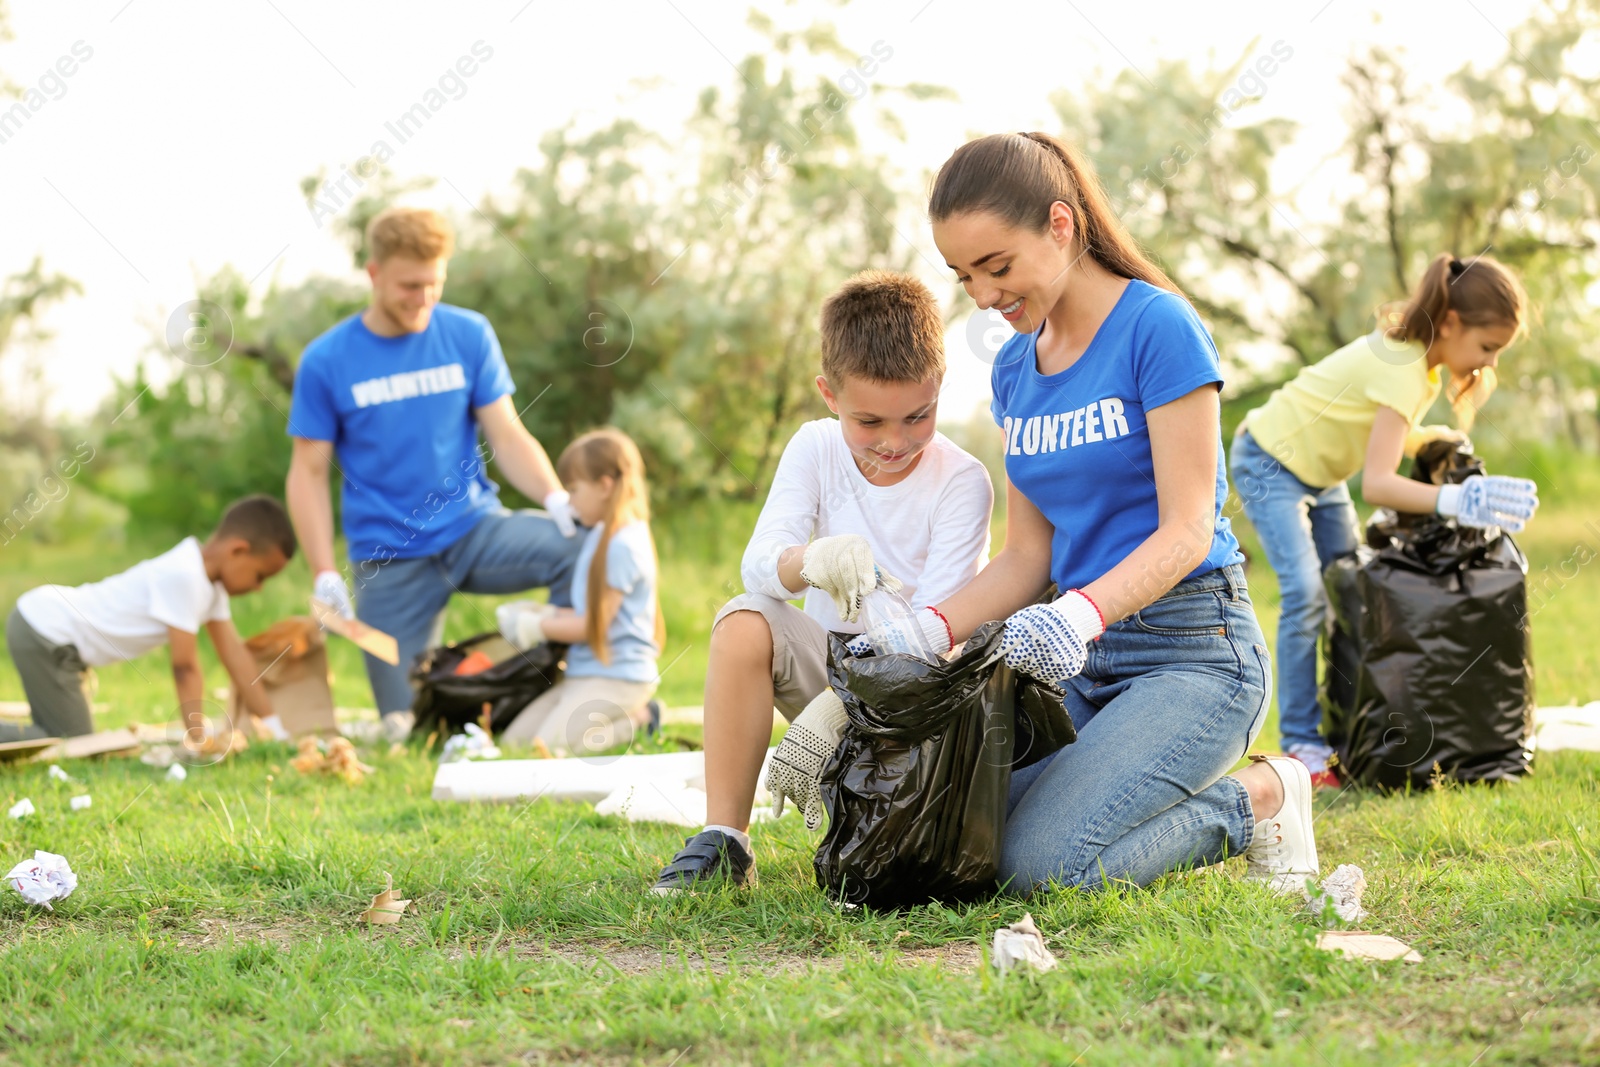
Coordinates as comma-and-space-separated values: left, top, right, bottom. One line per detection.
856, 585, 941, 664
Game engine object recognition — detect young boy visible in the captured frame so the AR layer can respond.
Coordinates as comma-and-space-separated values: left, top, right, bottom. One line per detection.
651, 270, 995, 893
3, 495, 297, 745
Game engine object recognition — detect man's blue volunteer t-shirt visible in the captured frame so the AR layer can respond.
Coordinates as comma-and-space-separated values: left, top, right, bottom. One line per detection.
990, 280, 1243, 596
287, 304, 515, 562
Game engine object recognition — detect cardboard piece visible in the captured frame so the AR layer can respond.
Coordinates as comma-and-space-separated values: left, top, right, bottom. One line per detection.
1314, 931, 1423, 963
0, 738, 59, 763
311, 598, 399, 666
38, 728, 141, 761
433, 749, 780, 807
227, 617, 339, 739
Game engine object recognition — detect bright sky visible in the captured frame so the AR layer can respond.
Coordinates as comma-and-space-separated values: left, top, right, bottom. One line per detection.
0, 0, 1541, 423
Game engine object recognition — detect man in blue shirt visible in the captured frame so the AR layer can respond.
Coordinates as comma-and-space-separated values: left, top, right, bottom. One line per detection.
284, 207, 581, 738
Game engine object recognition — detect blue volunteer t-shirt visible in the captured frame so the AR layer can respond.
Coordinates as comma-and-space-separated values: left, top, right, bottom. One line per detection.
287, 304, 515, 562
990, 280, 1243, 595
565, 521, 660, 684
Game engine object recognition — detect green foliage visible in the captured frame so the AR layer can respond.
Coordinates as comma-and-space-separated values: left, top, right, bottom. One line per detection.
1063, 3, 1600, 448
95, 267, 365, 538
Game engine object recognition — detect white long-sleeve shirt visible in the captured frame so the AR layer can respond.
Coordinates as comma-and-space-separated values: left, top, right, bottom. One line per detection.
741, 419, 995, 633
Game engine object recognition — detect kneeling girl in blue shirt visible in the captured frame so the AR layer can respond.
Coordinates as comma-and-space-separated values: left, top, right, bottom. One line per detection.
499, 428, 663, 754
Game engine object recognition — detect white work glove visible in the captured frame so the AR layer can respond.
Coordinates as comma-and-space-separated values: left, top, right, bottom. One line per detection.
999, 590, 1105, 685
1435, 474, 1539, 533
799, 534, 902, 623
765, 687, 849, 831
496, 600, 557, 650
542, 489, 579, 538
313, 570, 355, 620
845, 606, 953, 659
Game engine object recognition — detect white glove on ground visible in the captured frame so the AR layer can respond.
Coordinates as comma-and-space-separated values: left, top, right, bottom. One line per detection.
496, 600, 557, 650
542, 490, 579, 538
846, 606, 953, 659
255, 714, 291, 741
765, 687, 849, 831
1435, 474, 1539, 533
800, 534, 902, 622
999, 590, 1105, 685
313, 570, 355, 620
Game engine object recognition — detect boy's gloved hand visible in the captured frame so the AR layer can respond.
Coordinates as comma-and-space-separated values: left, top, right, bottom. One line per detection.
1435, 474, 1539, 533
800, 534, 902, 622
766, 686, 849, 831
496, 600, 556, 650
313, 570, 355, 621
845, 606, 953, 659
542, 489, 579, 538
999, 590, 1105, 685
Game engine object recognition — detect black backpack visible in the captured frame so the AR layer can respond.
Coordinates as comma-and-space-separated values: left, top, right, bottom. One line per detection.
408, 634, 567, 739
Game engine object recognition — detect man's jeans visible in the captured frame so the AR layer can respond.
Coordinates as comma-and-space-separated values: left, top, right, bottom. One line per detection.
352, 509, 583, 715
1001, 564, 1272, 892
1227, 428, 1359, 755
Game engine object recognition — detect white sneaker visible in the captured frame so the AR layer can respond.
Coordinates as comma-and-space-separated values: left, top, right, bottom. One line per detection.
1243, 754, 1319, 894
381, 711, 416, 744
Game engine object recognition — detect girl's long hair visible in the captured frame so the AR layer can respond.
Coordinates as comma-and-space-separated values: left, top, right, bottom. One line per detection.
928, 131, 1181, 295
555, 428, 663, 664
1389, 252, 1527, 431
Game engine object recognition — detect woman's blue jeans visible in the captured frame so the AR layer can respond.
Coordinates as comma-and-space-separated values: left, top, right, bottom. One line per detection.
1001, 564, 1272, 892
1227, 428, 1359, 755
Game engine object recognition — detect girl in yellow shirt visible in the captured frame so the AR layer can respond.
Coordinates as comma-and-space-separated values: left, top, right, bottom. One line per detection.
1230, 253, 1539, 786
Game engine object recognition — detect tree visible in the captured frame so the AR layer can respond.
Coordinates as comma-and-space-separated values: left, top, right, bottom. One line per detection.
102, 12, 938, 536
1057, 2, 1600, 449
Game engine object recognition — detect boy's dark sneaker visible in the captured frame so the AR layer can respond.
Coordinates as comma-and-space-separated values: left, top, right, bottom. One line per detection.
645, 698, 663, 737
650, 830, 756, 895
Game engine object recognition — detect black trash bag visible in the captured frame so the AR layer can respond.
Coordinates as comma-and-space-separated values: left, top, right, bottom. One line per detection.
812, 621, 1075, 910
1323, 440, 1534, 789
408, 633, 567, 740
1318, 548, 1369, 751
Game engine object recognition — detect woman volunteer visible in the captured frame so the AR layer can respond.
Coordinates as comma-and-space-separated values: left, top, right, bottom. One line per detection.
866, 132, 1317, 894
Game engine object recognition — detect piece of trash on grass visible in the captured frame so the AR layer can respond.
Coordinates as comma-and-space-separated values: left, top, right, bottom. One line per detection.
291, 736, 374, 784
141, 745, 177, 769
7, 798, 34, 820
439, 723, 500, 764
165, 764, 188, 782
47, 764, 72, 783
7, 850, 77, 909
190, 727, 249, 761
1314, 930, 1422, 963
70, 795, 92, 811
992, 913, 1058, 974
1305, 863, 1369, 925
360, 872, 410, 924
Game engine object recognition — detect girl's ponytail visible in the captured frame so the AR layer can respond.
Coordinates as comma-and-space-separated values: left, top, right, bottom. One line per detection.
929, 132, 1181, 296
1392, 252, 1527, 431
556, 428, 664, 664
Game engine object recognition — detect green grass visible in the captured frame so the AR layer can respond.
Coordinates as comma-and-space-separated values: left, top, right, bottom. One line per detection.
0, 741, 1596, 1064
1, 481, 1598, 1063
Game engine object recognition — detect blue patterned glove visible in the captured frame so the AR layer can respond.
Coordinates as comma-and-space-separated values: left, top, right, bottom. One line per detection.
1436, 474, 1538, 533
998, 590, 1105, 684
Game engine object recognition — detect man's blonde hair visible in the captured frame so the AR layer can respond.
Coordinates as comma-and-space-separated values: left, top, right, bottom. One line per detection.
366, 206, 455, 265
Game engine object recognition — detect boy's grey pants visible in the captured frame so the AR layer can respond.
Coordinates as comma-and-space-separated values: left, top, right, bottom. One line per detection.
3, 606, 95, 741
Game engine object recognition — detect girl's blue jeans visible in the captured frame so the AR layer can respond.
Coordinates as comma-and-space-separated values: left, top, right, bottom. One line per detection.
1226, 428, 1359, 755
1001, 563, 1272, 891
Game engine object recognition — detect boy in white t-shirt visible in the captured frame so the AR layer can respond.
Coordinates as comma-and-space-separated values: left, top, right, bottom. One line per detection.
652, 270, 994, 894
4, 495, 297, 745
